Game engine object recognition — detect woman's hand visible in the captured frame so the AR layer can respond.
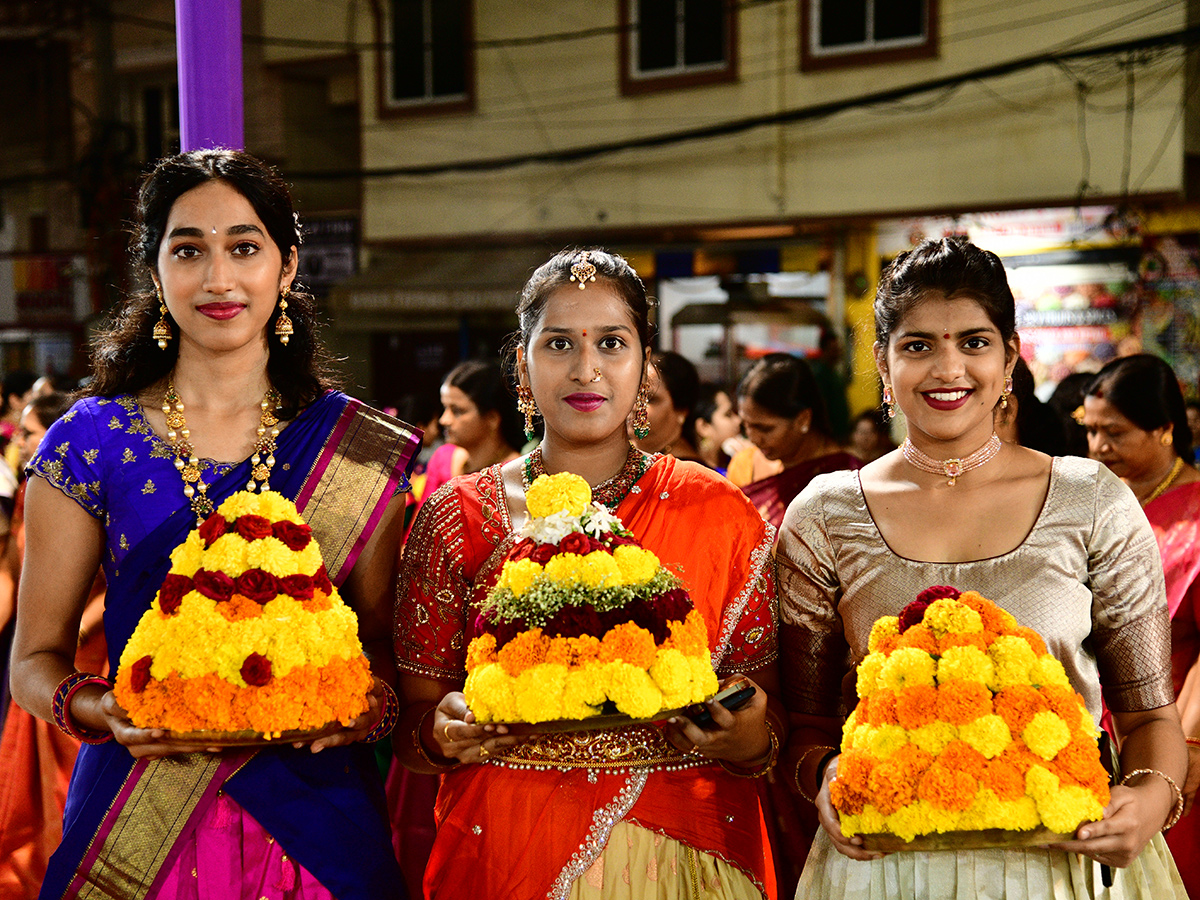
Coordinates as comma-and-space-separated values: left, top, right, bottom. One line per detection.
1048, 779, 1175, 868
431, 691, 519, 764
661, 675, 772, 766
813, 755, 887, 862
101, 692, 225, 758
306, 676, 391, 753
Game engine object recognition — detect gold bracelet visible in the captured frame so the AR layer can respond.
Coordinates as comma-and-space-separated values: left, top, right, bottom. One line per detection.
1185, 737, 1200, 749
1121, 768, 1185, 831
794, 744, 838, 804
718, 725, 779, 779
412, 706, 458, 771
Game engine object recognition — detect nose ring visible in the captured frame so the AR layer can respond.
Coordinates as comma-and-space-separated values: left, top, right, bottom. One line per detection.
590, 368, 602, 382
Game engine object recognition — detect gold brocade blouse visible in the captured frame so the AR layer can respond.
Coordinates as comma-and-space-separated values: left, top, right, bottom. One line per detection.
776, 455, 1174, 723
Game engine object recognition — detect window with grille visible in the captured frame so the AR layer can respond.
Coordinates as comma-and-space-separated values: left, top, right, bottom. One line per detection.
801, 0, 937, 71
621, 0, 736, 95
384, 0, 472, 114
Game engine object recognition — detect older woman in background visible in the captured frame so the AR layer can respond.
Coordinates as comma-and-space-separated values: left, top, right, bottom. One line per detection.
1082, 354, 1200, 898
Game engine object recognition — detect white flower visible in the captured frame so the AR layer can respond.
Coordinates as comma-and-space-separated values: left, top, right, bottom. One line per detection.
520, 510, 578, 544
581, 504, 621, 537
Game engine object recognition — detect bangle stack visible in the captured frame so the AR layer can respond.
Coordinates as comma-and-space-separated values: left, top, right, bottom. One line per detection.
412, 706, 458, 770
361, 683, 399, 743
794, 744, 838, 804
1121, 768, 1185, 832
718, 724, 780, 779
52, 672, 113, 744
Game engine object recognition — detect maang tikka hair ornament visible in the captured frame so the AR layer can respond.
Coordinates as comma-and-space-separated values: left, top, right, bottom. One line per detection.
569, 251, 597, 290
152, 282, 172, 349
517, 384, 539, 441
275, 285, 294, 345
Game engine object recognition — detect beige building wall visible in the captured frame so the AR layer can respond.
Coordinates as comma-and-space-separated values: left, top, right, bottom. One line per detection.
249, 0, 1195, 241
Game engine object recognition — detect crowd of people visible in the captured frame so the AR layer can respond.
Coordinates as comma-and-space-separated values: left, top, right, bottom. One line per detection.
0, 148, 1198, 900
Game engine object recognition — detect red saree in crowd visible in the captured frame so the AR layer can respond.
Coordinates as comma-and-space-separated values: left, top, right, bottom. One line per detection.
1145, 480, 1200, 898
396, 454, 778, 900
741, 452, 861, 530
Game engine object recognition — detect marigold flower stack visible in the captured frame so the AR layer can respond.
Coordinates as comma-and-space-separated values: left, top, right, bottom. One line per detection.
113, 491, 373, 736
464, 472, 717, 724
832, 586, 1110, 845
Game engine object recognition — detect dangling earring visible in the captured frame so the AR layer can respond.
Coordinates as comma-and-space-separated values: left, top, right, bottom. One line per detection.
152, 282, 172, 349
517, 384, 539, 441
882, 384, 895, 420
274, 285, 294, 345
632, 383, 651, 439
999, 375, 1013, 410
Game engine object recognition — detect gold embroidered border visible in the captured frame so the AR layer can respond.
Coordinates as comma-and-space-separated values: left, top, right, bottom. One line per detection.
494, 724, 706, 770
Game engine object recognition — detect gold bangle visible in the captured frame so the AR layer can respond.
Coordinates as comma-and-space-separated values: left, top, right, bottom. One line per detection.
413, 706, 458, 771
1121, 768, 1185, 831
1185, 737, 1200, 748
718, 725, 779, 779
794, 744, 838, 804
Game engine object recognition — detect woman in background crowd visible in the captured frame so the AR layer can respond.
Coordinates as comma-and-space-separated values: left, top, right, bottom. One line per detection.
736, 353, 861, 530
395, 248, 780, 899
846, 409, 895, 464
1082, 353, 1200, 898
993, 357, 1067, 455
693, 382, 745, 473
631, 350, 702, 462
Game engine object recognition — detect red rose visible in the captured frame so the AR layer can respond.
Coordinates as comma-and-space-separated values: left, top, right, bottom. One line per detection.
530, 543, 557, 565
604, 531, 638, 548
240, 652, 273, 686
916, 585, 962, 604
898, 600, 930, 633
235, 569, 280, 604
130, 655, 153, 693
234, 515, 274, 541
158, 573, 193, 615
272, 520, 312, 551
313, 566, 334, 595
198, 513, 227, 547
558, 532, 595, 555
509, 538, 537, 561
652, 588, 692, 623
193, 569, 235, 602
280, 573, 314, 600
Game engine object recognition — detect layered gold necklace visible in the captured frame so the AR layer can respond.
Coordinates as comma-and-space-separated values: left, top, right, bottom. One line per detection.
901, 433, 1002, 486
163, 378, 282, 523
1142, 456, 1184, 507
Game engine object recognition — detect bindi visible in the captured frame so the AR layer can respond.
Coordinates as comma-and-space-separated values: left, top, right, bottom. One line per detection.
943, 333, 950, 339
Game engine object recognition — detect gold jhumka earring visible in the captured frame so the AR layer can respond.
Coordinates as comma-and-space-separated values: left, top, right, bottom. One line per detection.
275, 285, 294, 345
152, 283, 172, 349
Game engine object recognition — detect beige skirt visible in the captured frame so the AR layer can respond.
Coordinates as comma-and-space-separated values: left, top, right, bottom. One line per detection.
794, 829, 1186, 900
568, 821, 764, 899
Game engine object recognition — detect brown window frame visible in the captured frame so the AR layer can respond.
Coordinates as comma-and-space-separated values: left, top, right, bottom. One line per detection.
374, 0, 476, 119
799, 0, 938, 73
619, 0, 738, 97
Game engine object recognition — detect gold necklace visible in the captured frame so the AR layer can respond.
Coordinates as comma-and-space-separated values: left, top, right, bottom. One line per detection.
901, 433, 1002, 486
1142, 456, 1184, 507
163, 378, 281, 523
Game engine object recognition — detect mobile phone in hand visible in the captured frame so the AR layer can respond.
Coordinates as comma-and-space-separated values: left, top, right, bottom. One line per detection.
683, 682, 756, 729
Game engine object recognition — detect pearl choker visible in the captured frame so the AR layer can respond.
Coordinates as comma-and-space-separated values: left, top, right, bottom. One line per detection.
901, 433, 1002, 486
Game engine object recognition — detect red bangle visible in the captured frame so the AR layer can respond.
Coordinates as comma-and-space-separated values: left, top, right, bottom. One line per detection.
362, 682, 398, 743
52, 672, 113, 744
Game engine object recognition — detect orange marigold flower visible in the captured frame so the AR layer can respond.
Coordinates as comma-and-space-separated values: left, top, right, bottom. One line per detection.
980, 758, 1026, 800
866, 758, 915, 816
936, 679, 992, 725
1052, 736, 1110, 798
497, 628, 551, 676
545, 634, 602, 668
999, 738, 1044, 774
936, 740, 988, 780
830, 750, 875, 815
216, 594, 265, 622
918, 764, 977, 811
466, 634, 498, 670
895, 684, 939, 730
994, 684, 1048, 734
938, 632, 991, 655
891, 743, 935, 783
599, 622, 657, 669
897, 623, 939, 655
1013, 626, 1048, 657
1038, 684, 1084, 731
957, 591, 1017, 634
876, 634, 901, 656
663, 610, 709, 657
865, 689, 899, 727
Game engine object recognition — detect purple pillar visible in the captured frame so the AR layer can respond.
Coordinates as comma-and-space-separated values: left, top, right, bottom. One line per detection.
176, 0, 244, 151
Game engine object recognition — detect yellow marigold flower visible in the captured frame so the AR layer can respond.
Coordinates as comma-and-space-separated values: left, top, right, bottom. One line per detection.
513, 663, 569, 723
847, 722, 871, 751
856, 653, 886, 698
936, 645, 994, 687
217, 491, 260, 519
1037, 784, 1105, 834
991, 634, 1038, 690
466, 634, 498, 670
909, 721, 958, 755
868, 617, 900, 653
863, 724, 908, 758
525, 472, 592, 518
885, 800, 936, 842
923, 598, 984, 637
1024, 764, 1060, 802
501, 558, 544, 595
244, 537, 295, 578
1029, 655, 1071, 689
857, 805, 887, 835
562, 665, 607, 718
1023, 710, 1072, 760
201, 533, 249, 575
688, 655, 719, 697
650, 647, 691, 695
959, 714, 1013, 759
612, 545, 660, 585
543, 553, 584, 585
878, 647, 937, 692
465, 663, 519, 722
606, 662, 663, 719
923, 804, 963, 833
838, 813, 862, 837
170, 533, 204, 577
579, 551, 622, 588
